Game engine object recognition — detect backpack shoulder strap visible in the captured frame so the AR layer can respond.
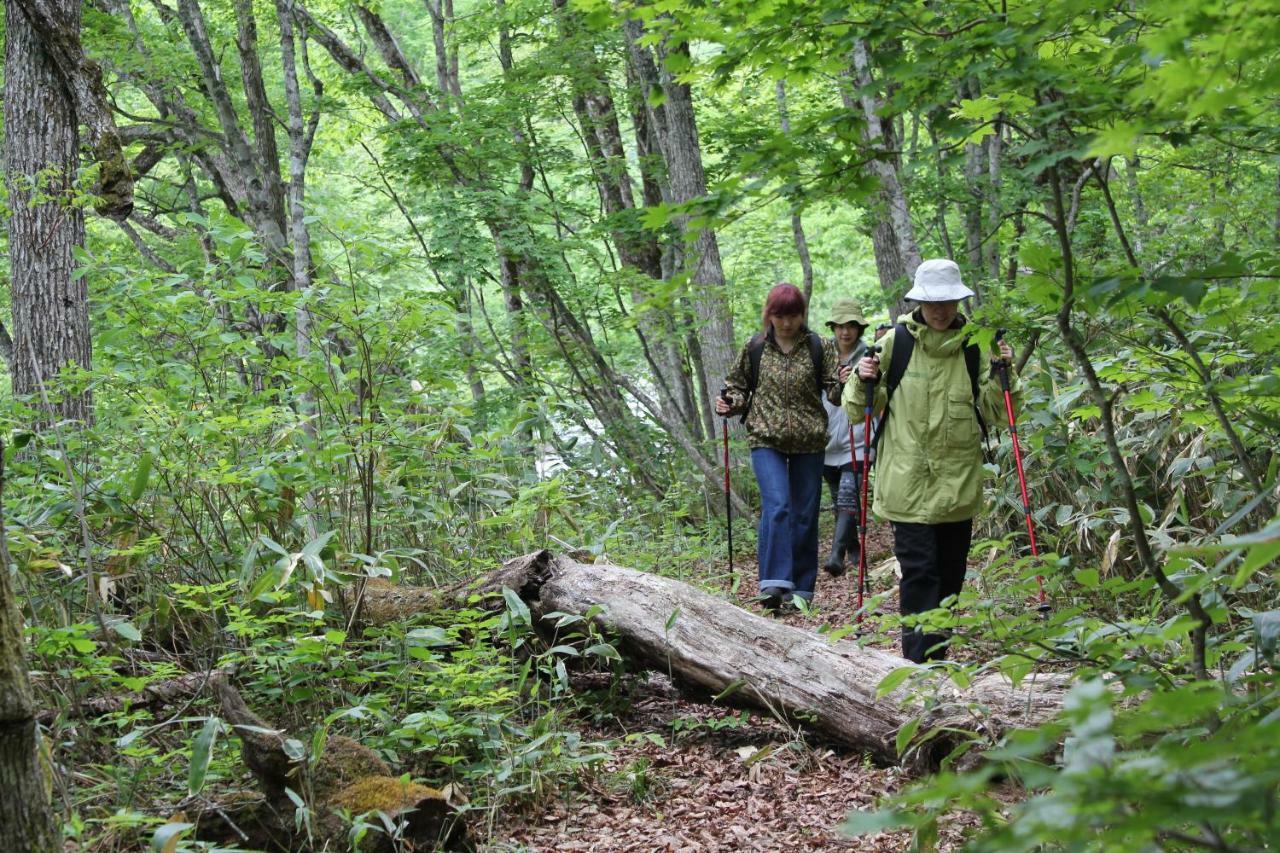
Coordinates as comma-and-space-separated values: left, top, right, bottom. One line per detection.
808, 331, 824, 394
869, 323, 914, 454
741, 334, 766, 423
884, 323, 914, 398
963, 342, 990, 444
747, 333, 766, 393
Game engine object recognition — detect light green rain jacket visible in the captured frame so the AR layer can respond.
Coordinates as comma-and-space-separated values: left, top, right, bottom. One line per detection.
841, 311, 1022, 524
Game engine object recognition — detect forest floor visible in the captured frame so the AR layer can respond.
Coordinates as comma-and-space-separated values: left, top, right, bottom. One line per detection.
489, 520, 994, 851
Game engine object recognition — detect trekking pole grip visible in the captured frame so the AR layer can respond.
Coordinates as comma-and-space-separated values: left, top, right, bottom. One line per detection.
994, 329, 1012, 393
862, 345, 881, 407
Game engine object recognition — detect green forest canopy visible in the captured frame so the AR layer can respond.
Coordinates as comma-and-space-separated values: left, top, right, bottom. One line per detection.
1, 0, 1278, 848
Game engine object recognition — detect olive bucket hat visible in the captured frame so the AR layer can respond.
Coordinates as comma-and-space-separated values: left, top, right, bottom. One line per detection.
903, 258, 976, 302
825, 297, 869, 329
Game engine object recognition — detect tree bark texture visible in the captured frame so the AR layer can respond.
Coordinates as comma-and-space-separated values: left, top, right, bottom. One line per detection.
623, 18, 736, 430
849, 41, 922, 316
555, 0, 699, 438
0, 719, 57, 852
176, 0, 291, 276
275, 0, 322, 445
11, 0, 133, 218
473, 552, 1068, 772
985, 123, 1003, 279
35, 665, 237, 725
5, 0, 92, 425
964, 138, 985, 271
199, 674, 467, 851
0, 440, 60, 851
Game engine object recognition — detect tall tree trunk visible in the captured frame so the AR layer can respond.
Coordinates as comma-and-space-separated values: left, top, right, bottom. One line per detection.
961, 80, 985, 277
963, 140, 984, 270
555, 0, 698, 437
625, 63, 702, 435
275, 0, 319, 387
0, 440, 60, 851
928, 121, 956, 260
776, 81, 814, 304
1124, 155, 1148, 257
623, 17, 735, 434
847, 41, 922, 316
11, 0, 133, 219
985, 121, 1003, 279
5, 0, 92, 426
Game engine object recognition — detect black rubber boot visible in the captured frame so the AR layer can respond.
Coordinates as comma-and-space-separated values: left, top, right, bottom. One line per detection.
822, 511, 857, 576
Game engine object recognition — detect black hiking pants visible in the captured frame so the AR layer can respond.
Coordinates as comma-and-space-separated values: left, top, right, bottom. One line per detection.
891, 519, 973, 663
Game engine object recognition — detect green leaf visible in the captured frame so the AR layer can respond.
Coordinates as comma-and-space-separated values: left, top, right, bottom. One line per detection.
896, 717, 922, 756
151, 822, 194, 853
301, 530, 336, 559
406, 626, 451, 647
876, 665, 917, 699
259, 535, 289, 557
130, 452, 153, 502
712, 678, 747, 702
188, 716, 221, 796
283, 738, 306, 761
110, 620, 143, 642
1231, 538, 1280, 590
1253, 611, 1280, 658
1151, 275, 1207, 307
1074, 568, 1100, 589
501, 587, 531, 626
248, 566, 283, 602
584, 642, 621, 660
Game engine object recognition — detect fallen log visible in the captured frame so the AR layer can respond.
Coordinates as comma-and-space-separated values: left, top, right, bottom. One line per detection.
196, 674, 469, 852
480, 551, 1068, 772
35, 665, 237, 725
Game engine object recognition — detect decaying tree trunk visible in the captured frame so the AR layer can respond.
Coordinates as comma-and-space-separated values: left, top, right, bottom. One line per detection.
197, 674, 469, 852
35, 665, 237, 725
467, 551, 1068, 772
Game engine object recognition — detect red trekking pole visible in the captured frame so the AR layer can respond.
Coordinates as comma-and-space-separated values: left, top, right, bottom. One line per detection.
995, 332, 1049, 614
719, 388, 734, 580
854, 345, 879, 624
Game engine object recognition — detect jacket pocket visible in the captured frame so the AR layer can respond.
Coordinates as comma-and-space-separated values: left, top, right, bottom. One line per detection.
946, 391, 979, 450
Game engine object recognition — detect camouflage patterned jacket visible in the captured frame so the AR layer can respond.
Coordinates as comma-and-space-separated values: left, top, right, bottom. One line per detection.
721, 327, 842, 453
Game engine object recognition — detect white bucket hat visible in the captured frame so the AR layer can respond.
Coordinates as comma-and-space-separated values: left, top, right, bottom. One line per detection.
904, 259, 975, 302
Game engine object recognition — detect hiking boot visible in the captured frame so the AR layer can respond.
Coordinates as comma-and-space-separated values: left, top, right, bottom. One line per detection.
822, 511, 857, 577
758, 587, 792, 615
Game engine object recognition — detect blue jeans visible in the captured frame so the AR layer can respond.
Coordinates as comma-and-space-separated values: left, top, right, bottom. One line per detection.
751, 448, 824, 601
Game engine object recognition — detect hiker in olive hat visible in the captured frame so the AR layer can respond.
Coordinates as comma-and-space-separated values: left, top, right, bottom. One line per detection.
849, 259, 1019, 663
821, 298, 873, 577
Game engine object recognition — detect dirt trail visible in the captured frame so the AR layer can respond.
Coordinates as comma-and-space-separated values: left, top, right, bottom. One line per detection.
488, 523, 988, 851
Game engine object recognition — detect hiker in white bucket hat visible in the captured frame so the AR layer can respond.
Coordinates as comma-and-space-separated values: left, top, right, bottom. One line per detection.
904, 258, 976, 301
844, 260, 1019, 662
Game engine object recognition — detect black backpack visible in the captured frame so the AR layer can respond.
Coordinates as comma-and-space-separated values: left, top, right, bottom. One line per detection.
870, 322, 988, 451
740, 329, 825, 423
